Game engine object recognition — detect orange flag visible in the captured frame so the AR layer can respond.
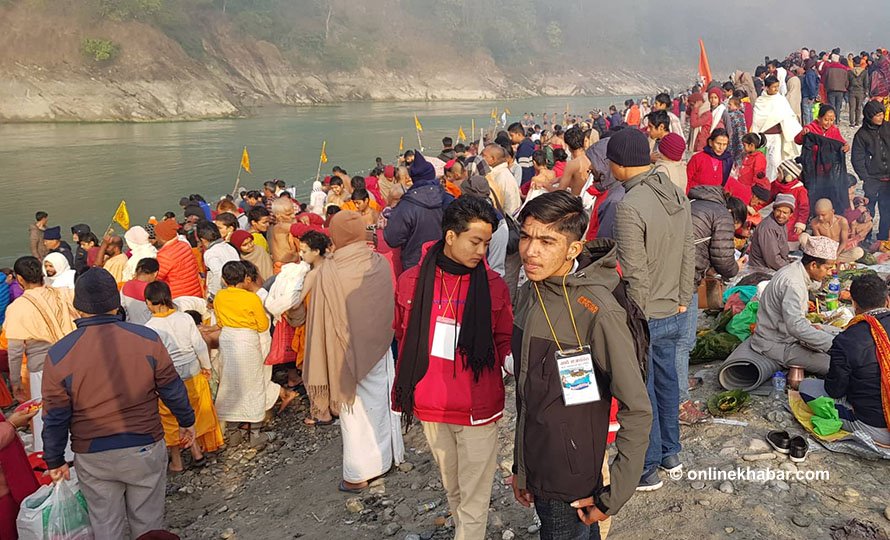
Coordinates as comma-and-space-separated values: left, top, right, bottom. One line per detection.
698, 39, 713, 86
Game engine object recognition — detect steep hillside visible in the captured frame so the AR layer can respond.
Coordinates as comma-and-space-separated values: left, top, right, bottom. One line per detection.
0, 0, 694, 121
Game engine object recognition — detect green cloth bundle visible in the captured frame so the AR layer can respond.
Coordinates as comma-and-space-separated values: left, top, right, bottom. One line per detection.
807, 396, 844, 436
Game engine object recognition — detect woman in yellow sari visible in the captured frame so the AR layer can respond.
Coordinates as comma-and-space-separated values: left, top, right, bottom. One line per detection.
144, 281, 223, 471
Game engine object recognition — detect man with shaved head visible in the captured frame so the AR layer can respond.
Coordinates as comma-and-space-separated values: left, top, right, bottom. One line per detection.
97, 234, 129, 284
800, 198, 865, 263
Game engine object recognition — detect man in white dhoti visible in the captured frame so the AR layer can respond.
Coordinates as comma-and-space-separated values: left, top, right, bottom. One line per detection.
304, 211, 404, 492
750, 75, 803, 181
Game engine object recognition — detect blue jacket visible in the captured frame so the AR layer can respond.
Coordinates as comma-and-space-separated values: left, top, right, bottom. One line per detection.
0, 280, 9, 327
802, 70, 820, 100
516, 138, 536, 184
383, 181, 453, 270
42, 315, 194, 468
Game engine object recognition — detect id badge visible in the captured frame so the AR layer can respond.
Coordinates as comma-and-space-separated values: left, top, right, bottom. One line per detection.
555, 346, 601, 406
431, 316, 460, 361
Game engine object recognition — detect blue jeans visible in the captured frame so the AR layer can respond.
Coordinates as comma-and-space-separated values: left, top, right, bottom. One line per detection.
675, 293, 698, 403
643, 313, 683, 474
828, 91, 845, 118
535, 497, 601, 540
801, 98, 815, 125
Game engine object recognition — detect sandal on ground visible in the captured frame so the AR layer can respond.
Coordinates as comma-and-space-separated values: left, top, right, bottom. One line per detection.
304, 416, 336, 426
338, 480, 367, 494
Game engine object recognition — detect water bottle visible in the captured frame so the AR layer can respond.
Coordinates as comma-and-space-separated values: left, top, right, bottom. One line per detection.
826, 273, 840, 311
416, 500, 438, 513
772, 371, 787, 400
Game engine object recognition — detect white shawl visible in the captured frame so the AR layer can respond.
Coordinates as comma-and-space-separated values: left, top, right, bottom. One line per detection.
750, 93, 803, 161
264, 261, 310, 320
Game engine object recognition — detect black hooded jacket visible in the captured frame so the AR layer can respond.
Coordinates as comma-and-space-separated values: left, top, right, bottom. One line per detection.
852, 105, 890, 195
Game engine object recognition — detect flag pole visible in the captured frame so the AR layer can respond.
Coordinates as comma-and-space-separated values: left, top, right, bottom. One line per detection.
232, 148, 246, 198
415, 128, 424, 152
315, 141, 326, 186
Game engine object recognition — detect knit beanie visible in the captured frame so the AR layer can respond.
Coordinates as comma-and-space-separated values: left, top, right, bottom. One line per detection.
774, 193, 796, 210
864, 100, 884, 123
606, 128, 651, 167
658, 133, 686, 162
74, 268, 122, 314
409, 152, 437, 184
229, 229, 253, 250
155, 220, 180, 242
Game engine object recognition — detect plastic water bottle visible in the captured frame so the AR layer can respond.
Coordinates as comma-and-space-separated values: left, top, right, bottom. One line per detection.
772, 371, 787, 400
826, 273, 841, 311
416, 500, 438, 513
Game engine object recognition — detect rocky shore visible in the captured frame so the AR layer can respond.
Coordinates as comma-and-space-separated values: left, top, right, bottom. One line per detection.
162, 361, 890, 540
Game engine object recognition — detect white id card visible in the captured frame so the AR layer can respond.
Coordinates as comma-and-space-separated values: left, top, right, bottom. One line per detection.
431, 316, 460, 361
555, 346, 601, 406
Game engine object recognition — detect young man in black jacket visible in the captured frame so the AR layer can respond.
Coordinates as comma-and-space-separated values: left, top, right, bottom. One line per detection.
799, 273, 890, 446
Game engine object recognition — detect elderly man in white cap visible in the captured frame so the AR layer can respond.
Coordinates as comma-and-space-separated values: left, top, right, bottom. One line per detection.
749, 235, 840, 375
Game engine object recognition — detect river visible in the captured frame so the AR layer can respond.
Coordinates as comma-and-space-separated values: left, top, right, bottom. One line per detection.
0, 96, 628, 264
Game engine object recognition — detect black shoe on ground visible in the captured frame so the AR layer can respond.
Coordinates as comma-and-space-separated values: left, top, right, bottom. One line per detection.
789, 436, 809, 463
658, 454, 682, 474
766, 430, 791, 454
636, 468, 664, 491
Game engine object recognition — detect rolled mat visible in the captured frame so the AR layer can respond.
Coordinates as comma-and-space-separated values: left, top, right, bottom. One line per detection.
718, 340, 780, 391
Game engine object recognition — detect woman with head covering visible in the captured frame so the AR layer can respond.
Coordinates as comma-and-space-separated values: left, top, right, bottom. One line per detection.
309, 181, 327, 217
42, 252, 76, 290
689, 88, 730, 153
123, 226, 158, 283
303, 211, 404, 492
229, 229, 274, 281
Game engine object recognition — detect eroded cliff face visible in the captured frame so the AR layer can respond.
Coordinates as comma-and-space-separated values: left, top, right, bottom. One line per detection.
0, 5, 692, 122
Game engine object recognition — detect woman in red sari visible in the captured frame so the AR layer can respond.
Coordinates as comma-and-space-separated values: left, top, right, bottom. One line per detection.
0, 408, 41, 539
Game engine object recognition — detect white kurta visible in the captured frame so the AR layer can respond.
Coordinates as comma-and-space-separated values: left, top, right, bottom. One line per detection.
215, 327, 279, 423
339, 350, 405, 482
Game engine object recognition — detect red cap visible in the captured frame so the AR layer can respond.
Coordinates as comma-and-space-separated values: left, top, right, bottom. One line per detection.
383, 165, 395, 179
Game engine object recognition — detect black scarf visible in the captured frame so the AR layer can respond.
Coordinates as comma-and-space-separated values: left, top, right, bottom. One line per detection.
703, 145, 734, 186
393, 241, 494, 424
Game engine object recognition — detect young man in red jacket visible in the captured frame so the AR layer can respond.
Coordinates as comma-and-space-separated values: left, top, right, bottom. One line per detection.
392, 196, 513, 540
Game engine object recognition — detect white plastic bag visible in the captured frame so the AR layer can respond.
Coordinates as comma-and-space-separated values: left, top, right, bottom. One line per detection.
17, 473, 94, 540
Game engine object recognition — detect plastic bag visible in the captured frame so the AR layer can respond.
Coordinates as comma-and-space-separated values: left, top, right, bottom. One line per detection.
17, 474, 94, 540
726, 301, 759, 342
265, 320, 296, 366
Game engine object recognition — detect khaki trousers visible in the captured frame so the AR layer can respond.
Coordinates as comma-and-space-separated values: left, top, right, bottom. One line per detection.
422, 421, 499, 540
74, 440, 167, 540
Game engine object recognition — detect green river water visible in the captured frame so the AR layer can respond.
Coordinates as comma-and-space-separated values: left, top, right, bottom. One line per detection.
0, 96, 627, 264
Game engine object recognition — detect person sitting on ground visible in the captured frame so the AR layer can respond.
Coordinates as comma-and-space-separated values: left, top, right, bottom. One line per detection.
845, 195, 874, 245
749, 236, 838, 376
799, 273, 890, 446
144, 281, 223, 473
770, 159, 810, 246
800, 198, 865, 264
748, 194, 796, 272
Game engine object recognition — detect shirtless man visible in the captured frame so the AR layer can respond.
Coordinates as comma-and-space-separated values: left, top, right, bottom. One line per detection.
802, 198, 864, 263
351, 189, 379, 227
556, 126, 591, 196
529, 149, 556, 191
270, 198, 298, 266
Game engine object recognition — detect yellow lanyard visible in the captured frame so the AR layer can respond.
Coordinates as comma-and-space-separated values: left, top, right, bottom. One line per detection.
532, 272, 584, 354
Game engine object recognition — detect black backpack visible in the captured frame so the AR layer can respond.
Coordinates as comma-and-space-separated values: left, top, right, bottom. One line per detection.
610, 279, 650, 384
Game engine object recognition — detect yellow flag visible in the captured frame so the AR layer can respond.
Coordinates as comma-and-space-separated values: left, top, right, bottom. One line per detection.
320, 141, 328, 164
458, 126, 467, 141
240, 146, 251, 173
504, 107, 511, 115
414, 113, 423, 132
491, 107, 497, 119
112, 200, 130, 230
399, 136, 404, 152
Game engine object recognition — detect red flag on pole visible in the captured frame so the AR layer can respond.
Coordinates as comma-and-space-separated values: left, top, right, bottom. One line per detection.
698, 39, 713, 86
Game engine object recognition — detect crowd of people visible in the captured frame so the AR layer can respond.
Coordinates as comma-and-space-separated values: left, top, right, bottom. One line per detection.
0, 44, 889, 540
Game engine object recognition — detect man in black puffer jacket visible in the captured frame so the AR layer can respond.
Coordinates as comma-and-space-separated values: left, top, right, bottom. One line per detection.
688, 185, 744, 289
676, 185, 745, 422
852, 100, 890, 239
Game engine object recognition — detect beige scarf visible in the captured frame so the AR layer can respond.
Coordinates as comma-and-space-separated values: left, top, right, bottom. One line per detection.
242, 245, 275, 282
304, 241, 394, 414
3, 287, 77, 343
